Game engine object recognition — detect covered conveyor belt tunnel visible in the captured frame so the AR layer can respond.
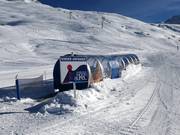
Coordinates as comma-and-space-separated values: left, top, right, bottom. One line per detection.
53, 54, 140, 92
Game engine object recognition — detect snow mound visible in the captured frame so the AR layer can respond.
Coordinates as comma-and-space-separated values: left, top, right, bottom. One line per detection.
41, 92, 77, 114
122, 64, 142, 80
40, 64, 142, 115
40, 82, 110, 114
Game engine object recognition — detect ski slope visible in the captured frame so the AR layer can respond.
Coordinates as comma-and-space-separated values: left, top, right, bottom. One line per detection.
0, 0, 180, 135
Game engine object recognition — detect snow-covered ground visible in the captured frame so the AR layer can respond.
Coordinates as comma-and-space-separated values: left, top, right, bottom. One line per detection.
0, 0, 180, 135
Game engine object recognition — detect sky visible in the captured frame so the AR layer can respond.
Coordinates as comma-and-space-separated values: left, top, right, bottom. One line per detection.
39, 0, 180, 23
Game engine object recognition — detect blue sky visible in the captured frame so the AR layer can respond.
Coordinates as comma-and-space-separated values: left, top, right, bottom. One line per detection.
40, 0, 180, 23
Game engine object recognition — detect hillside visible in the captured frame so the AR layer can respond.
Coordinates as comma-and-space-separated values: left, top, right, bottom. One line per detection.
0, 0, 180, 84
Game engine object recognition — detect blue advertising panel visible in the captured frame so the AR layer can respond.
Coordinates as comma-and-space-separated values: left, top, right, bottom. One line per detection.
108, 60, 120, 79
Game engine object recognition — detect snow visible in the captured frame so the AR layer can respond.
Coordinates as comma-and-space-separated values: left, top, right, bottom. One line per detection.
0, 0, 180, 135
41, 64, 142, 115
122, 64, 142, 80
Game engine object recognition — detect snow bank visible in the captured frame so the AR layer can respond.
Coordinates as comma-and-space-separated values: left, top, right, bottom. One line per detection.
1, 96, 36, 104
1, 96, 17, 102
122, 64, 142, 80
40, 64, 142, 114
40, 82, 110, 114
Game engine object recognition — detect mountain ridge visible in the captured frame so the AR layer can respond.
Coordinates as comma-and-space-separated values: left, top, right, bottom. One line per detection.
165, 15, 180, 24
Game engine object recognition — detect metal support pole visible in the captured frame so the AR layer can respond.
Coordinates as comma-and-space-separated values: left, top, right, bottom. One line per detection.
15, 79, 20, 100
73, 82, 76, 99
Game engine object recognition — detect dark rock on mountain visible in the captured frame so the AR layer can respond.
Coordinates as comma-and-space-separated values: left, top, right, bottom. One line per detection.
165, 15, 180, 24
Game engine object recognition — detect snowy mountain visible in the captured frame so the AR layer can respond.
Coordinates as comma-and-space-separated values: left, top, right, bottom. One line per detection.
165, 15, 180, 24
0, 0, 180, 135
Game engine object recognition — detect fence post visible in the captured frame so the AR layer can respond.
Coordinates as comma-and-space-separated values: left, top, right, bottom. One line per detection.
101, 16, 105, 29
15, 75, 20, 100
69, 11, 72, 20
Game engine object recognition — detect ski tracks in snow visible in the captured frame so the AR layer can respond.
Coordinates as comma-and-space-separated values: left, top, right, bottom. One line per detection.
129, 73, 161, 129
141, 53, 180, 135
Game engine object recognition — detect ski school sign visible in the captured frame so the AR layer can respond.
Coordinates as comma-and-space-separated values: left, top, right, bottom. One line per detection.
60, 56, 90, 84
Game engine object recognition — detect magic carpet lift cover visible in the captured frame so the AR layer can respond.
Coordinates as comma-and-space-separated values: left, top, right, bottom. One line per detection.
53, 54, 140, 91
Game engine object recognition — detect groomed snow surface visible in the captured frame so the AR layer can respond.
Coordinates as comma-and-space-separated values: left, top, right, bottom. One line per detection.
0, 0, 180, 135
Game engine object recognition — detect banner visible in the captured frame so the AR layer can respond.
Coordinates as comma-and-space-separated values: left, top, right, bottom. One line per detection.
18, 75, 43, 86
60, 56, 89, 84
15, 74, 44, 100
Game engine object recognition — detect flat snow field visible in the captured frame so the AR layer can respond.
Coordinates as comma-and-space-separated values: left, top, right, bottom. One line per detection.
0, 0, 180, 135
